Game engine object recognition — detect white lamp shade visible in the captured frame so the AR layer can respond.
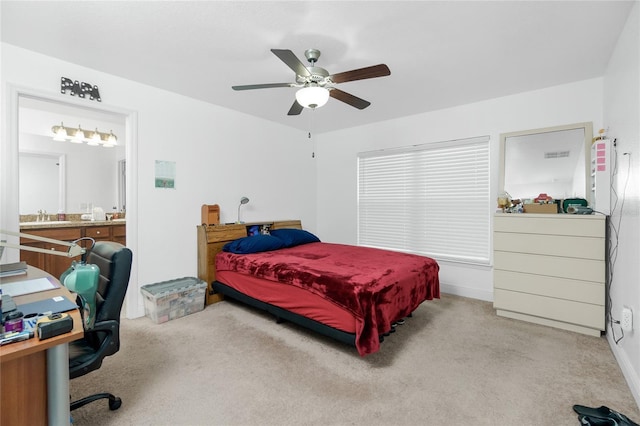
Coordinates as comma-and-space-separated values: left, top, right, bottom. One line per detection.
87, 129, 102, 146
71, 127, 85, 143
53, 126, 67, 141
295, 87, 329, 109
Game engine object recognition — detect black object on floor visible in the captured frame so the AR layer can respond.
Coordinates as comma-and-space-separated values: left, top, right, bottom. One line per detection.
573, 405, 639, 426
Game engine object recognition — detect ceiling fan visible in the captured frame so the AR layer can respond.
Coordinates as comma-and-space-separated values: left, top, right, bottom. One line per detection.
232, 49, 391, 116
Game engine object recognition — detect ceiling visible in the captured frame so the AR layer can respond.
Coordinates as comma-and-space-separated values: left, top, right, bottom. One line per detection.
1, 1, 634, 134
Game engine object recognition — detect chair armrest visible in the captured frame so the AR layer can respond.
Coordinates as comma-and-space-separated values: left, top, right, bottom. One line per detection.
84, 319, 120, 357
70, 319, 121, 379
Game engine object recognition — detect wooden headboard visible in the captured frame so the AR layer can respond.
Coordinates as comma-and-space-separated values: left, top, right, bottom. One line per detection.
197, 220, 302, 305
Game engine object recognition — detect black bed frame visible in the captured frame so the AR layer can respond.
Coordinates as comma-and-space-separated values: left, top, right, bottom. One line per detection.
212, 280, 359, 347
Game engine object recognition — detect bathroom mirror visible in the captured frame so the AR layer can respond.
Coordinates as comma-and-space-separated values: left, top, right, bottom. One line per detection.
19, 152, 65, 215
499, 122, 593, 204
18, 96, 126, 217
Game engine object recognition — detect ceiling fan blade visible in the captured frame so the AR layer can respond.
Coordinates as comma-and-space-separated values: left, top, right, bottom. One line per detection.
271, 49, 311, 77
329, 89, 371, 110
330, 64, 391, 84
287, 100, 304, 116
232, 83, 295, 91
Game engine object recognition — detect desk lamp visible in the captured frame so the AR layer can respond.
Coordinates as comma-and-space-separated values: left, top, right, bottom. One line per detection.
236, 197, 250, 224
0, 229, 86, 259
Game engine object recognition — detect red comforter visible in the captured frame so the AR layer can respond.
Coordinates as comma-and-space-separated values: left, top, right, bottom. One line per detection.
216, 242, 440, 355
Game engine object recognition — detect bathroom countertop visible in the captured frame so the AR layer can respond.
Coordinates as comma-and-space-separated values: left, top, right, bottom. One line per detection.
19, 220, 126, 230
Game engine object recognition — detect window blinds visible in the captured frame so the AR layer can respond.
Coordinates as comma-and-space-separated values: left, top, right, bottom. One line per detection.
357, 136, 490, 265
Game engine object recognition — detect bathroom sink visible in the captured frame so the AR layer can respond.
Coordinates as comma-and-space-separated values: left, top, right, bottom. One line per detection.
20, 220, 72, 226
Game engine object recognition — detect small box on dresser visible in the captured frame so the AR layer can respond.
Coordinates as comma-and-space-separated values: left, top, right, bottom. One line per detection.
523, 203, 558, 214
141, 277, 207, 324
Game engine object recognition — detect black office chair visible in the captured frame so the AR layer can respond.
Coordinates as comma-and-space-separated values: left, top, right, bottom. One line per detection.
68, 241, 132, 411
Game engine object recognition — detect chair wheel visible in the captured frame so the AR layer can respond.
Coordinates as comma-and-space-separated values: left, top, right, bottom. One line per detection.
109, 397, 122, 410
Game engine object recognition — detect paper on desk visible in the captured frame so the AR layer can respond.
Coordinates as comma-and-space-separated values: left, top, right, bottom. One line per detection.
0, 277, 59, 297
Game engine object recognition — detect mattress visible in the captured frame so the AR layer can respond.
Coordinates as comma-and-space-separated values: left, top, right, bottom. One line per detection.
216, 242, 439, 355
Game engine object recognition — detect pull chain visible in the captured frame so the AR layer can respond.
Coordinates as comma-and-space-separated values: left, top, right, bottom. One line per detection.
308, 107, 315, 158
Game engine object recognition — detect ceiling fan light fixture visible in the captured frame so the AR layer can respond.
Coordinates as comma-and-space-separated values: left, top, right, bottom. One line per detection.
295, 86, 329, 109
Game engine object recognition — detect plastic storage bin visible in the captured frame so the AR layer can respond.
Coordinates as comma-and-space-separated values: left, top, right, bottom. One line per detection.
141, 277, 207, 324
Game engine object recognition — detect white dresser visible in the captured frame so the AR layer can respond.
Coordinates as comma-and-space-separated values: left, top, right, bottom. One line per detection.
493, 213, 607, 336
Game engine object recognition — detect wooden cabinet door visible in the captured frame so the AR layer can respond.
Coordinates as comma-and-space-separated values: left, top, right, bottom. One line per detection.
19, 241, 46, 270
112, 225, 126, 245
20, 228, 82, 280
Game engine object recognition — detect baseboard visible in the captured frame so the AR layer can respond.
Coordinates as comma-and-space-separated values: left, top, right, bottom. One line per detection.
607, 332, 640, 410
440, 283, 493, 302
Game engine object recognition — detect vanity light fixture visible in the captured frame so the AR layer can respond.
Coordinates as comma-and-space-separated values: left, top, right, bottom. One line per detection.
236, 196, 250, 224
51, 123, 118, 147
87, 128, 102, 146
295, 85, 329, 109
104, 130, 117, 148
53, 122, 68, 141
71, 125, 85, 144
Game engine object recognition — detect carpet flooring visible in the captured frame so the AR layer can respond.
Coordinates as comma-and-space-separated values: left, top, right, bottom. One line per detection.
70, 294, 640, 425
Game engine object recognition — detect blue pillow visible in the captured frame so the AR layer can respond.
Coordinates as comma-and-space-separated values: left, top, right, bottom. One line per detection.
270, 229, 320, 248
223, 235, 285, 254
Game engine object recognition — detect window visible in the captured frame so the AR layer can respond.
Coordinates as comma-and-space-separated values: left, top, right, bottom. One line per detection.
357, 136, 490, 265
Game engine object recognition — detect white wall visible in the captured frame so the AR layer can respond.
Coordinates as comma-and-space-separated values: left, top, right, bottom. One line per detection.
1, 43, 318, 318
603, 2, 640, 408
316, 78, 604, 301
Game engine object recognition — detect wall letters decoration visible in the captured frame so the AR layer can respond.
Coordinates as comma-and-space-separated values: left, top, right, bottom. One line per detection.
60, 77, 101, 102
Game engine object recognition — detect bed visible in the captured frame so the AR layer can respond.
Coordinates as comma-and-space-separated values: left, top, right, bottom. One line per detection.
197, 220, 439, 356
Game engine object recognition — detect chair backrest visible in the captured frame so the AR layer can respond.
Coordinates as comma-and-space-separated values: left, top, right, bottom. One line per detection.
85, 241, 132, 346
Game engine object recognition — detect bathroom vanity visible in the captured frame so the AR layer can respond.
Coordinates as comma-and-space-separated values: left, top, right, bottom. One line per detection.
19, 221, 126, 279
493, 213, 606, 336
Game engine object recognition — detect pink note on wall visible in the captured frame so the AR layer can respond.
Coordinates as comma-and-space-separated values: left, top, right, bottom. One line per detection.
597, 150, 606, 157
597, 143, 606, 149
597, 157, 606, 164
598, 165, 606, 171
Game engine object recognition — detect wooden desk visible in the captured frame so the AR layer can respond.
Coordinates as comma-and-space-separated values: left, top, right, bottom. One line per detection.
1, 266, 83, 426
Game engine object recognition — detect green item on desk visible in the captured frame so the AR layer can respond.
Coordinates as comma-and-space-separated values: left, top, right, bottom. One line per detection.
60, 261, 99, 330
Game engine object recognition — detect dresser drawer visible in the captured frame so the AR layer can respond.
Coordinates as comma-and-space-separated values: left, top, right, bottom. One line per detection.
494, 289, 605, 330
494, 214, 605, 237
494, 270, 604, 304
494, 251, 605, 283
494, 232, 604, 260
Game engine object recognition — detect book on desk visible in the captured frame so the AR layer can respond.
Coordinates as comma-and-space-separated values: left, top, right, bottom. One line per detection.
0, 261, 27, 278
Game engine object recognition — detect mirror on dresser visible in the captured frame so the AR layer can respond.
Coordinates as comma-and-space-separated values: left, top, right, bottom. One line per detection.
499, 122, 593, 205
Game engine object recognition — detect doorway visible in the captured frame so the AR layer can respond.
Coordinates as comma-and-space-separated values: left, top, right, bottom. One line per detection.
4, 84, 140, 319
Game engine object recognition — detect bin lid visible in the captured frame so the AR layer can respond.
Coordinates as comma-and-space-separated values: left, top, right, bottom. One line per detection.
141, 277, 206, 296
